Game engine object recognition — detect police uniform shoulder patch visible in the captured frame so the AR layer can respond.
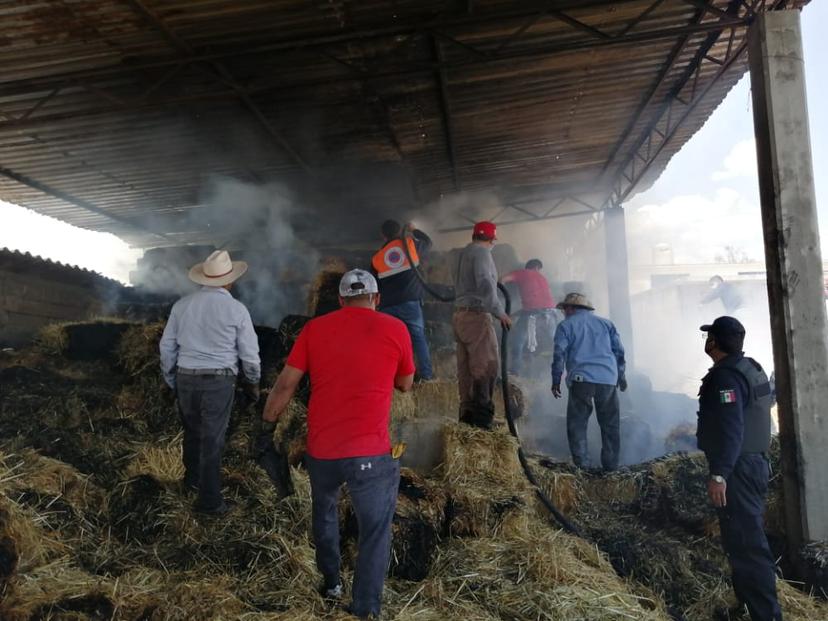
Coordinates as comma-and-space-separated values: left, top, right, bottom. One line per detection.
719, 389, 737, 404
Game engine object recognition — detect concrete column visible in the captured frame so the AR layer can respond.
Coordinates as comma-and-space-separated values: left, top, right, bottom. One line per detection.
749, 10, 828, 546
604, 206, 634, 368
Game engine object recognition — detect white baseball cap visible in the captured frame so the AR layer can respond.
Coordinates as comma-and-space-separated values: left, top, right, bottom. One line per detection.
339, 269, 379, 297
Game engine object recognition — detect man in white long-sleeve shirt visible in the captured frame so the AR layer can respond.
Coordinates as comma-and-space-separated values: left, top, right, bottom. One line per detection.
159, 250, 260, 515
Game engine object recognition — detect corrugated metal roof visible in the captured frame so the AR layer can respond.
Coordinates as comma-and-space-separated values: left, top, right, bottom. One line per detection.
0, 247, 123, 290
0, 0, 809, 247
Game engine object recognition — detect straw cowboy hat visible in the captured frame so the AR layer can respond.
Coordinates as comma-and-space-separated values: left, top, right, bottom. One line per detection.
188, 250, 248, 287
556, 292, 595, 311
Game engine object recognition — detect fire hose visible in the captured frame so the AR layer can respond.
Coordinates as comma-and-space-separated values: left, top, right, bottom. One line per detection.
400, 234, 580, 535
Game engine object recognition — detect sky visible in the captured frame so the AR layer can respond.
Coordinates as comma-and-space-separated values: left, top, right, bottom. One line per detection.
0, 3, 826, 284
626, 1, 828, 266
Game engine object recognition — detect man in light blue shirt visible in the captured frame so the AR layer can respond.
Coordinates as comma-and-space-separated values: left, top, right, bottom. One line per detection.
551, 293, 626, 471
159, 249, 260, 515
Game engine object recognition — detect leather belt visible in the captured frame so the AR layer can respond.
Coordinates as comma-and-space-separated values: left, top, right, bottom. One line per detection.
177, 367, 235, 376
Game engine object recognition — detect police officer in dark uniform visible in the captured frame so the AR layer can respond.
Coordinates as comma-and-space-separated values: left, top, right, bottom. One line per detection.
697, 316, 782, 621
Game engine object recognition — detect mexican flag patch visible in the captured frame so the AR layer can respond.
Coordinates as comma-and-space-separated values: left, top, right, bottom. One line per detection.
719, 389, 737, 404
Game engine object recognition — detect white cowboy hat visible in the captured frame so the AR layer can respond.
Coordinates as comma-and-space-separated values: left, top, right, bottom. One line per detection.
188, 250, 248, 287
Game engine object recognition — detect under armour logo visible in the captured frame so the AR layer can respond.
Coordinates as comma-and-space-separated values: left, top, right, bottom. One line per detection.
360, 462, 372, 471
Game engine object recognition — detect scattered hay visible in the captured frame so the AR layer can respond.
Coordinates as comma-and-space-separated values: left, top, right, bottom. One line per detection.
2, 323, 827, 621
125, 437, 185, 483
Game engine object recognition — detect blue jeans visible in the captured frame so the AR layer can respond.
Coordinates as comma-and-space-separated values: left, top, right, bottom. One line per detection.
381, 301, 433, 379
566, 381, 620, 471
306, 454, 400, 617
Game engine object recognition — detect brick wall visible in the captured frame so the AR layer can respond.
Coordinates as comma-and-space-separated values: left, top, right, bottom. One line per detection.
0, 249, 123, 346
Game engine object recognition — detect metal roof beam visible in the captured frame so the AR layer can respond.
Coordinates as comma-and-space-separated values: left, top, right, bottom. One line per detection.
0, 0, 726, 98
432, 36, 462, 192
0, 165, 172, 242
438, 207, 600, 232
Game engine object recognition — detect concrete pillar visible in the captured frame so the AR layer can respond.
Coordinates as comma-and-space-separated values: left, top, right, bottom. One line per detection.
604, 206, 635, 368
749, 10, 828, 545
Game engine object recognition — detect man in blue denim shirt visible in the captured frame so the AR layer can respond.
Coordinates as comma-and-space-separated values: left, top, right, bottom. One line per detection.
551, 293, 626, 471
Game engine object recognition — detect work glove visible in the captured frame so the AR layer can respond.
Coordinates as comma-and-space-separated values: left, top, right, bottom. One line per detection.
252, 419, 277, 458
618, 375, 628, 392
242, 382, 261, 404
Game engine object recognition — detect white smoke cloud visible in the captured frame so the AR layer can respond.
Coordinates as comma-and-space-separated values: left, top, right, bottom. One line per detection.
627, 187, 764, 265
711, 139, 757, 181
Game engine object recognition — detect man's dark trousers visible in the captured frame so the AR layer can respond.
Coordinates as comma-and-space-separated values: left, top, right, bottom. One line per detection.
381, 301, 433, 379
566, 381, 620, 470
306, 453, 400, 617
718, 454, 782, 621
176, 373, 235, 510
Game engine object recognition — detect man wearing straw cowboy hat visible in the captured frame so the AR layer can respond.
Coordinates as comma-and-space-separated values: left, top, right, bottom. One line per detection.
260, 269, 414, 620
551, 292, 626, 472
159, 249, 261, 516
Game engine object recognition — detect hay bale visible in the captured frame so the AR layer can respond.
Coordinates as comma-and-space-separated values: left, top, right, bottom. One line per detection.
440, 424, 526, 492
413, 380, 458, 419
801, 541, 828, 600
308, 270, 345, 317
117, 321, 165, 375
391, 389, 418, 422
637, 454, 717, 533
389, 469, 448, 580
430, 347, 456, 379
664, 422, 698, 453
440, 424, 532, 537
535, 469, 582, 516
35, 323, 69, 356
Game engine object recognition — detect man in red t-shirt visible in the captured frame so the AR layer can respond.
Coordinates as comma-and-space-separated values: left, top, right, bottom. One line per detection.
260, 269, 415, 620
502, 259, 559, 374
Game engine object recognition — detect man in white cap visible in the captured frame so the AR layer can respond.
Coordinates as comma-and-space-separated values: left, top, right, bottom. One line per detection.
551, 293, 626, 472
260, 269, 414, 620
159, 249, 261, 515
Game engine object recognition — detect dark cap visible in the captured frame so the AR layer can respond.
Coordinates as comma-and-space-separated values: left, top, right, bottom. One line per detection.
700, 316, 745, 339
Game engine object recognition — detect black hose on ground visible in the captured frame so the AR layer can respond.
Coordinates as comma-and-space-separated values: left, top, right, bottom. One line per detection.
398, 234, 581, 535
497, 282, 581, 536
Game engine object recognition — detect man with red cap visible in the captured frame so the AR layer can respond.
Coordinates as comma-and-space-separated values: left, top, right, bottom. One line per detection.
452, 221, 511, 429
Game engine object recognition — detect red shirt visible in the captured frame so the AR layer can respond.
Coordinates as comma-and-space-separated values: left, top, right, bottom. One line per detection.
286, 306, 415, 459
506, 269, 555, 310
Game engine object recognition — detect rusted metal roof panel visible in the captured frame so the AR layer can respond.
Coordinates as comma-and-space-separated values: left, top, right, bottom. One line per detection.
0, 0, 810, 246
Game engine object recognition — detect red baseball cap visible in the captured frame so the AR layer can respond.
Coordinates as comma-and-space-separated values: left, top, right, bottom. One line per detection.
473, 221, 497, 240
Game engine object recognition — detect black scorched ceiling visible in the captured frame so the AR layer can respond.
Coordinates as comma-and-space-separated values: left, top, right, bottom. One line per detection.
0, 0, 810, 247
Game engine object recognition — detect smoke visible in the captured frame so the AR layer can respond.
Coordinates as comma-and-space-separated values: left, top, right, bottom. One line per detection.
131, 176, 320, 328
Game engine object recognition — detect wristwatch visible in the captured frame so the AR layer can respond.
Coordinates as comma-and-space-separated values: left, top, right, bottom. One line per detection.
710, 475, 726, 484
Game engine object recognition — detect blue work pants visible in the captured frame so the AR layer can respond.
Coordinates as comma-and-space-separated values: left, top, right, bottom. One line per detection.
306, 453, 400, 618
